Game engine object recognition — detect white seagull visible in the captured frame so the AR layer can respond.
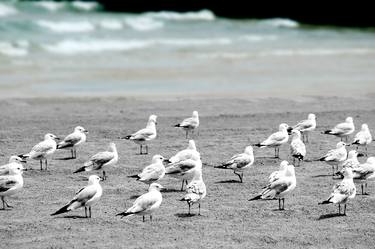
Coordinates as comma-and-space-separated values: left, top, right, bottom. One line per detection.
319, 142, 348, 176
128, 155, 166, 185
319, 167, 356, 216
268, 160, 289, 183
180, 168, 206, 215
0, 156, 26, 176
165, 158, 202, 191
254, 123, 289, 158
352, 124, 372, 156
57, 126, 88, 159
74, 142, 118, 180
288, 113, 316, 143
51, 175, 103, 218
20, 133, 59, 170
323, 117, 355, 142
290, 129, 306, 166
215, 146, 254, 183
174, 111, 200, 139
0, 165, 24, 209
249, 164, 296, 210
122, 115, 157, 155
167, 140, 200, 164
116, 183, 164, 222
351, 157, 375, 195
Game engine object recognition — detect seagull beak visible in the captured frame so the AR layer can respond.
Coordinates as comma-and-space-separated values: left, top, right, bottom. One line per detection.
99, 176, 105, 181
357, 153, 365, 157
20, 159, 27, 163
84, 130, 89, 134
55, 137, 61, 141
163, 159, 171, 164
345, 143, 351, 147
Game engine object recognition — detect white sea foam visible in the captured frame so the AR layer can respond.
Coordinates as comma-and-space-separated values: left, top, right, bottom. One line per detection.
260, 48, 375, 57
261, 18, 299, 28
36, 20, 95, 33
34, 1, 65, 12
159, 38, 232, 46
0, 3, 17, 17
145, 9, 215, 21
71, 1, 100, 11
42, 39, 153, 55
125, 16, 164, 31
240, 35, 278, 42
0, 41, 28, 57
99, 19, 123, 30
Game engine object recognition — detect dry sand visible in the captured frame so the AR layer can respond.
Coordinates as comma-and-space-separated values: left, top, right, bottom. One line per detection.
1, 96, 375, 248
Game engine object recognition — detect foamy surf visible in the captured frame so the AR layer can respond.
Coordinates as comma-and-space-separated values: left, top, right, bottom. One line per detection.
260, 18, 299, 28
34, 1, 65, 12
36, 20, 95, 33
70, 1, 101, 11
0, 41, 28, 57
125, 17, 164, 31
0, 2, 17, 17
145, 9, 215, 21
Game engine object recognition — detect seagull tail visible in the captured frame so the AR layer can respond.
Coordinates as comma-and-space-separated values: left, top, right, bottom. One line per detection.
318, 199, 332, 205
252, 143, 263, 148
73, 166, 86, 174
51, 203, 71, 216
121, 135, 131, 140
128, 174, 140, 180
318, 156, 326, 161
293, 154, 304, 161
18, 154, 29, 159
214, 163, 229, 169
116, 211, 132, 218
322, 130, 333, 135
174, 124, 181, 128
248, 195, 262, 201
351, 141, 360, 145
57, 143, 70, 149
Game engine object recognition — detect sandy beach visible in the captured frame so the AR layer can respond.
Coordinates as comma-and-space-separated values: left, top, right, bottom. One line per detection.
1, 96, 375, 248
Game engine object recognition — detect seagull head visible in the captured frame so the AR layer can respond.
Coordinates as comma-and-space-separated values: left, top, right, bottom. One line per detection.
9, 155, 27, 163
152, 154, 165, 163
188, 140, 197, 150
279, 160, 289, 170
308, 113, 316, 120
347, 150, 358, 159
45, 133, 60, 141
336, 141, 347, 148
361, 123, 369, 131
88, 175, 101, 184
149, 115, 158, 125
345, 117, 353, 123
75, 126, 88, 134
149, 183, 164, 192
192, 111, 199, 118
279, 123, 289, 132
291, 129, 302, 139
244, 146, 253, 155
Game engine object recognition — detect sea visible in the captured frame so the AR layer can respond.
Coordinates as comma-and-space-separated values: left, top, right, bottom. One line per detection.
0, 0, 375, 99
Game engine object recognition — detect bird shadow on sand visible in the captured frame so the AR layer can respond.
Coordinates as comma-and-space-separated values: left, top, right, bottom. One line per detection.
317, 213, 346, 220
311, 174, 335, 178
56, 215, 88, 219
215, 180, 241, 184
55, 157, 75, 161
161, 188, 183, 193
174, 213, 199, 218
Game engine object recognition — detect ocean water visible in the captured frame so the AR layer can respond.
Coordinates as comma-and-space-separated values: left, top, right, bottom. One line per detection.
0, 1, 375, 99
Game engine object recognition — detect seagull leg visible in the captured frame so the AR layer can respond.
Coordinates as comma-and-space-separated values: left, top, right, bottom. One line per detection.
85, 207, 87, 218
139, 145, 142, 155
185, 130, 188, 139
282, 198, 285, 210
343, 204, 347, 216
1, 197, 5, 210
150, 215, 152, 221
102, 171, 106, 181
143, 216, 145, 222
338, 204, 341, 215
188, 203, 191, 215
234, 172, 242, 183
278, 198, 281, 210
181, 180, 185, 191
45, 159, 48, 170
89, 207, 92, 218
4, 199, 13, 209
146, 145, 149, 155
40, 160, 43, 171
198, 203, 201, 216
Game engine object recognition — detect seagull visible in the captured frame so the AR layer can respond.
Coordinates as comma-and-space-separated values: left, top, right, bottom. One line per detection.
19, 133, 59, 170
253, 123, 289, 158
116, 183, 164, 222
352, 124, 372, 156
215, 146, 254, 182
340, 150, 360, 169
57, 126, 88, 159
287, 113, 316, 143
319, 142, 348, 176
0, 156, 26, 176
122, 115, 157, 155
249, 164, 296, 210
0, 165, 24, 209
128, 155, 166, 185
180, 168, 206, 215
165, 158, 202, 191
319, 167, 356, 216
174, 111, 199, 139
74, 142, 118, 180
290, 130, 306, 166
167, 140, 200, 164
323, 117, 355, 142
351, 157, 375, 195
51, 175, 103, 218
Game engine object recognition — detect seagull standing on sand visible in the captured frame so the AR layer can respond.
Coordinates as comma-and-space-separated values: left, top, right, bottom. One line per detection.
319, 168, 356, 216
319, 142, 348, 176
74, 142, 118, 180
0, 165, 24, 209
116, 183, 163, 222
174, 111, 199, 139
128, 155, 166, 185
352, 124, 372, 156
254, 123, 289, 158
288, 113, 316, 143
57, 126, 88, 159
122, 115, 157, 155
290, 129, 306, 166
19, 133, 59, 170
180, 168, 206, 215
51, 175, 102, 218
0, 156, 26, 175
249, 163, 296, 210
165, 158, 202, 191
215, 146, 254, 183
323, 117, 355, 142
351, 157, 375, 195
